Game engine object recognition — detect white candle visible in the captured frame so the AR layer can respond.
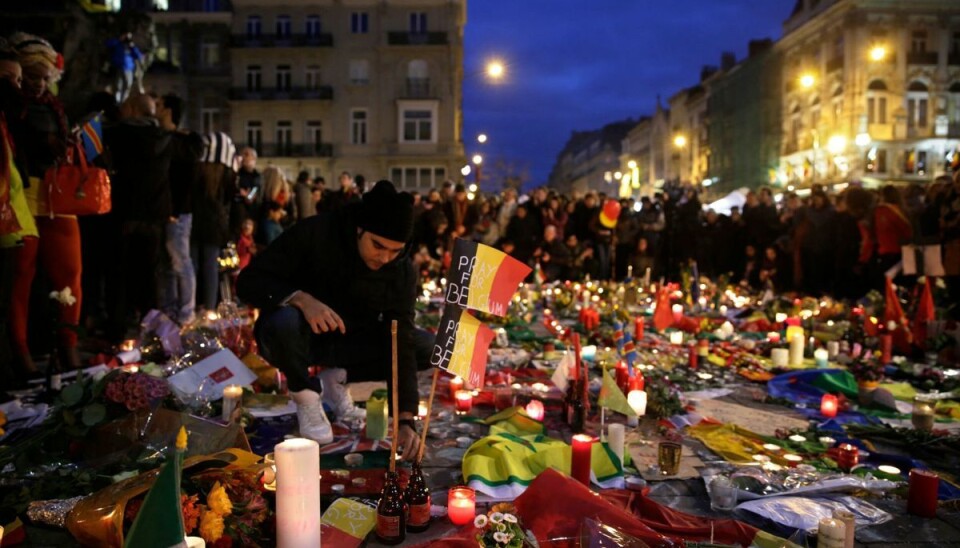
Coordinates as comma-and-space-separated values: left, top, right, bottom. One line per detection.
669, 331, 684, 346
608, 424, 626, 467
275, 438, 321, 548
827, 340, 840, 359
775, 313, 787, 323
720, 321, 735, 336
771, 348, 789, 367
877, 465, 901, 476
815, 348, 829, 368
671, 304, 684, 321
762, 443, 781, 452
819, 436, 836, 446
818, 517, 846, 548
789, 335, 804, 366
789, 434, 806, 443
784, 454, 803, 466
627, 390, 647, 416
222, 384, 243, 422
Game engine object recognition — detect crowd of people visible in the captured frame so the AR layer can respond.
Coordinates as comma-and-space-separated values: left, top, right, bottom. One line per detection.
2, 32, 960, 392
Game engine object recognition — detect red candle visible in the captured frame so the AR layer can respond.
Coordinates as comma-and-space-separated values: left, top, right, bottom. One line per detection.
447, 487, 476, 525
688, 343, 698, 368
449, 376, 464, 399
570, 434, 594, 486
525, 399, 545, 421
630, 372, 645, 391
907, 469, 939, 518
836, 443, 859, 472
634, 317, 644, 339
454, 390, 473, 414
880, 334, 893, 364
615, 361, 629, 393
821, 394, 839, 418
767, 332, 781, 343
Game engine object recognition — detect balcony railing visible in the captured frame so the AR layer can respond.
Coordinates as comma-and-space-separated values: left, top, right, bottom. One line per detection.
402, 78, 433, 98
231, 33, 334, 48
825, 56, 844, 73
386, 32, 448, 46
246, 143, 334, 157
906, 51, 939, 65
229, 86, 334, 100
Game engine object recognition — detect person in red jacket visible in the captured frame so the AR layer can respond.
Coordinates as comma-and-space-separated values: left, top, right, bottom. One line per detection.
873, 185, 912, 288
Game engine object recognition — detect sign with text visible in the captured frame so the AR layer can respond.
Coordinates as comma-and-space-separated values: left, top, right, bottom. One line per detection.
431, 307, 495, 388
444, 239, 532, 317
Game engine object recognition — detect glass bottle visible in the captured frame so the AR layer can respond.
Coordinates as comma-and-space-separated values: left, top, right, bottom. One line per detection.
566, 378, 585, 433
404, 461, 431, 532
376, 471, 406, 544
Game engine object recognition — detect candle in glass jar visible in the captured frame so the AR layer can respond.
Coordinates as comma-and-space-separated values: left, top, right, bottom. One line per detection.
815, 348, 829, 368
837, 443, 859, 471
525, 399, 545, 422
570, 434, 594, 486
821, 394, 839, 418
454, 390, 473, 414
275, 438, 321, 548
221, 385, 243, 422
449, 376, 464, 399
627, 390, 647, 417
817, 517, 846, 548
671, 304, 684, 322
767, 331, 781, 343
669, 331, 684, 345
783, 454, 803, 467
447, 487, 476, 525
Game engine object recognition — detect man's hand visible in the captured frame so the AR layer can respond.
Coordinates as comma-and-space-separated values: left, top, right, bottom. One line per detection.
289, 292, 346, 334
398, 414, 420, 461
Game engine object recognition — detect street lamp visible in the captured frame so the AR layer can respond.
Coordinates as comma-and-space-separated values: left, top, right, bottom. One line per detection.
869, 45, 887, 62
826, 135, 847, 155
673, 134, 687, 149
477, 133, 487, 144
472, 154, 483, 186
485, 60, 505, 81
472, 154, 483, 165
799, 73, 816, 89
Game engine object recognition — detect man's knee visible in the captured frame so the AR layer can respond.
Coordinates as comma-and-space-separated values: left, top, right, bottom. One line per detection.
257, 306, 307, 346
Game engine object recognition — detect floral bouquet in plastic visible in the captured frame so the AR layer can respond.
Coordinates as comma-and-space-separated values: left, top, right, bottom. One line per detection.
104, 371, 171, 411
474, 503, 528, 547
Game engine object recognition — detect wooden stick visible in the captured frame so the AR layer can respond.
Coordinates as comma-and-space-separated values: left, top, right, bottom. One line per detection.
417, 367, 440, 463
390, 320, 399, 472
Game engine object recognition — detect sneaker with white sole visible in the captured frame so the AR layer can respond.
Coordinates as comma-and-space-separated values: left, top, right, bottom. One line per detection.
318, 368, 367, 422
296, 400, 334, 444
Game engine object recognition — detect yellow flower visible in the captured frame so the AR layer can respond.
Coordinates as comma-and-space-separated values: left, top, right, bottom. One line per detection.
199, 509, 224, 543
207, 482, 233, 516
176, 426, 188, 451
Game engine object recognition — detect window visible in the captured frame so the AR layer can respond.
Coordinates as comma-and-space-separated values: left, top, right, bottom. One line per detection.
911, 30, 927, 53
907, 81, 929, 129
409, 12, 427, 34
407, 60, 429, 96
832, 98, 843, 126
200, 38, 219, 68
306, 15, 321, 37
276, 65, 291, 91
867, 80, 888, 124
389, 166, 446, 190
349, 59, 369, 85
810, 107, 821, 132
351, 12, 369, 34
246, 65, 262, 91
351, 109, 368, 145
201, 108, 220, 133
276, 15, 291, 38
305, 121, 323, 153
246, 15, 261, 38
202, 0, 219, 11
865, 147, 886, 173
305, 65, 321, 90
953, 32, 960, 54
245, 121, 262, 152
398, 101, 437, 143
276, 121, 292, 155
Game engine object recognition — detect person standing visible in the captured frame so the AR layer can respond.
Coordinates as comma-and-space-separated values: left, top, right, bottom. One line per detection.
192, 132, 236, 312
231, 146, 261, 235
873, 185, 913, 289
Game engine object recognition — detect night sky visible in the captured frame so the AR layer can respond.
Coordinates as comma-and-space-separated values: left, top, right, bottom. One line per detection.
462, 0, 796, 189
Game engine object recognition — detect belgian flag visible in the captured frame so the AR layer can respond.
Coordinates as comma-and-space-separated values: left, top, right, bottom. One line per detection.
432, 307, 495, 388
444, 239, 531, 317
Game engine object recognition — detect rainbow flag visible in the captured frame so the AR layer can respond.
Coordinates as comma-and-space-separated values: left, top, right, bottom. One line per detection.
445, 238, 532, 317
79, 113, 104, 162
432, 307, 495, 388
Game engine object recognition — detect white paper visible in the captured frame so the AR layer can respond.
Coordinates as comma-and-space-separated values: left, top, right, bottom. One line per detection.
167, 348, 256, 400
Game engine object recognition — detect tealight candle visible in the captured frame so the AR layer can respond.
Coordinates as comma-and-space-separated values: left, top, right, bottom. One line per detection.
820, 394, 839, 418
762, 462, 784, 472
762, 443, 781, 452
449, 376, 464, 399
788, 434, 806, 443
767, 331, 781, 343
783, 454, 803, 467
752, 454, 771, 463
447, 487, 476, 525
418, 400, 428, 418
531, 382, 548, 393
454, 390, 473, 414
815, 348, 829, 368
877, 465, 901, 476
819, 436, 836, 447
570, 434, 594, 486
671, 304, 684, 322
775, 313, 788, 324
669, 331, 684, 346
221, 384, 243, 422
275, 438, 321, 547
525, 399, 545, 422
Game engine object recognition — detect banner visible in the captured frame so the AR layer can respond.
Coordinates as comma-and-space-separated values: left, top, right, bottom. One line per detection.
444, 239, 532, 316
431, 307, 495, 388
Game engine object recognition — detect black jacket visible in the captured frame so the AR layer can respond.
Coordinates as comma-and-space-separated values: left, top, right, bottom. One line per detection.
168, 130, 203, 216
237, 205, 419, 414
103, 118, 173, 222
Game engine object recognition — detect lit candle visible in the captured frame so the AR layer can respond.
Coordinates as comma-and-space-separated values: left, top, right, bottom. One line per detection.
119, 339, 137, 352
752, 454, 771, 463
221, 384, 243, 422
785, 320, 804, 343
789, 335, 804, 366
789, 434, 807, 443
877, 465, 901, 476
627, 390, 647, 417
607, 424, 625, 467
762, 443, 781, 453
275, 438, 321, 548
418, 400, 428, 419
634, 317, 644, 339
767, 331, 781, 343
819, 436, 836, 447
815, 348, 829, 368
719, 305, 728, 315
827, 340, 840, 359
449, 376, 464, 399
447, 487, 476, 525
580, 345, 597, 362
671, 304, 684, 322
570, 434, 594, 486
907, 469, 939, 518
669, 331, 684, 346
837, 443, 858, 471
771, 348, 789, 368
531, 382, 548, 393
818, 517, 846, 548
775, 313, 788, 324
880, 334, 893, 364
833, 509, 856, 548
525, 399, 545, 422
454, 390, 473, 414
783, 454, 803, 467
821, 394, 839, 418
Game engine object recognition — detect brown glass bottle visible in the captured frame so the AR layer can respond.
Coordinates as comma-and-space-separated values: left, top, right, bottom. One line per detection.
376, 471, 406, 544
404, 461, 431, 532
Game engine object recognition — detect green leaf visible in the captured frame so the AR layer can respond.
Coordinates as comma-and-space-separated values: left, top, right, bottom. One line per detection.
62, 409, 77, 426
61, 383, 85, 407
81, 403, 107, 426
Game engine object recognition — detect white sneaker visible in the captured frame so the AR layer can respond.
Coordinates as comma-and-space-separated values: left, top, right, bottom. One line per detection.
318, 368, 367, 422
293, 390, 334, 444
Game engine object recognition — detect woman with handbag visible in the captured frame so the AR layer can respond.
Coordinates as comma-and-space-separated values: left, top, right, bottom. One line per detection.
7, 34, 83, 370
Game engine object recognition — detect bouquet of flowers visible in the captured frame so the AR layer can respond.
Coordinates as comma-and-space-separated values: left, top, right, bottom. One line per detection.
847, 358, 885, 383
474, 503, 528, 547
104, 371, 171, 411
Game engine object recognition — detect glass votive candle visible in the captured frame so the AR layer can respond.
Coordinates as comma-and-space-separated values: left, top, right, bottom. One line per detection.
669, 331, 684, 345
454, 390, 473, 415
262, 452, 276, 491
837, 444, 858, 471
762, 443, 781, 453
493, 386, 516, 411
788, 434, 806, 444
447, 486, 476, 525
449, 376, 464, 399
783, 454, 803, 467
709, 476, 738, 511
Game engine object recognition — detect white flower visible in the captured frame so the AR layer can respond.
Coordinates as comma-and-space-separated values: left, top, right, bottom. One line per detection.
489, 512, 504, 524
503, 513, 518, 524
474, 514, 488, 528
49, 287, 77, 306
493, 532, 508, 543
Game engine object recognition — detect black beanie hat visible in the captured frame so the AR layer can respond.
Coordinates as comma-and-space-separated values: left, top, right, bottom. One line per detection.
358, 180, 415, 242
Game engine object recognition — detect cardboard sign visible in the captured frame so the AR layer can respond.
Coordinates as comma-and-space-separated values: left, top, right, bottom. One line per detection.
167, 348, 256, 400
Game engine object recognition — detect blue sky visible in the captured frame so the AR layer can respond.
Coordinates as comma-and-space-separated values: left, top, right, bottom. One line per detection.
462, 0, 796, 187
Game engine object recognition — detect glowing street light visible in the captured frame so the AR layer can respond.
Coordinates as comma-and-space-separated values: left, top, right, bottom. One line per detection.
486, 60, 505, 80
614, 171, 623, 180
826, 135, 847, 155
869, 45, 887, 62
673, 134, 687, 149
627, 160, 637, 169
461, 165, 472, 176
472, 154, 483, 165
468, 183, 478, 193
799, 73, 816, 89
477, 133, 488, 144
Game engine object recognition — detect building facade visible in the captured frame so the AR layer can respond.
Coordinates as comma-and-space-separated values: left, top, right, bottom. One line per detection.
547, 120, 636, 196
618, 105, 669, 196
777, 0, 960, 188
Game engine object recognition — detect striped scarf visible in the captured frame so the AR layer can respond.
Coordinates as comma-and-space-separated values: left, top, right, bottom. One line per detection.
201, 132, 236, 167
